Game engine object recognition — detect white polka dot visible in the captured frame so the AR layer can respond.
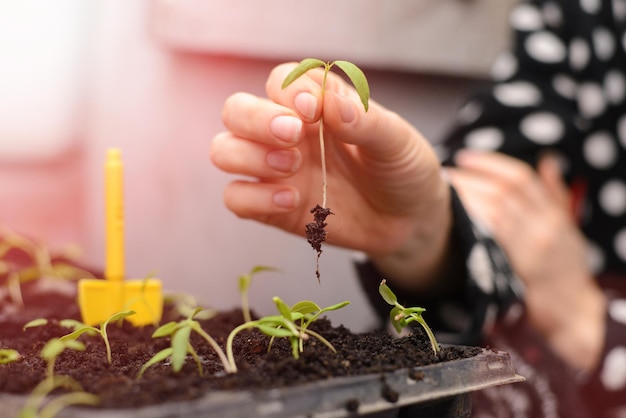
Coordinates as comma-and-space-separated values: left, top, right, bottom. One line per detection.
457, 101, 483, 125
520, 112, 565, 144
510, 4, 544, 31
609, 299, 626, 324
586, 241, 606, 274
616, 228, 626, 262
552, 73, 578, 99
542, 2, 563, 27
570, 38, 591, 70
493, 82, 542, 107
600, 180, 626, 216
468, 243, 495, 294
577, 82, 607, 118
491, 52, 518, 81
593, 27, 616, 61
583, 131, 618, 169
604, 70, 626, 104
525, 31, 567, 63
601, 347, 626, 390
464, 127, 505, 151
617, 114, 626, 148
614, 0, 626, 21
581, 0, 601, 14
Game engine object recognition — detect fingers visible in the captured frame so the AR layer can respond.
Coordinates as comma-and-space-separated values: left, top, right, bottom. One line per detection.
269, 62, 430, 163
211, 132, 302, 178
223, 181, 300, 218
221, 92, 304, 147
537, 154, 570, 212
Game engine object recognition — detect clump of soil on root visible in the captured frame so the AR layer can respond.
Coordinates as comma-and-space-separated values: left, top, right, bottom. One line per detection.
305, 204, 333, 282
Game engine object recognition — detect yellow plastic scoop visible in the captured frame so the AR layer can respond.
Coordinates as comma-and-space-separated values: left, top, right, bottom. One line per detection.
78, 148, 163, 326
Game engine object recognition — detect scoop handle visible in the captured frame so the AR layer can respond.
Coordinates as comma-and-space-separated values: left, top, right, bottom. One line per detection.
105, 148, 124, 281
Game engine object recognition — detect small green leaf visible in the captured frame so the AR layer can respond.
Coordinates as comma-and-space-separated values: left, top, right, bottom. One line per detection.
104, 310, 136, 327
273, 296, 293, 320
22, 318, 48, 331
389, 306, 405, 334
138, 347, 173, 378
59, 319, 89, 330
281, 58, 327, 89
379, 280, 398, 306
152, 321, 179, 338
59, 327, 99, 342
171, 327, 192, 372
0, 349, 20, 364
291, 301, 321, 315
255, 324, 294, 338
333, 60, 370, 112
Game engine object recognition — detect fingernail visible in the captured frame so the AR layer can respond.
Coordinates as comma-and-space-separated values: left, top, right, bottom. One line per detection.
270, 115, 302, 143
266, 150, 300, 172
294, 92, 317, 120
335, 93, 355, 123
273, 189, 297, 208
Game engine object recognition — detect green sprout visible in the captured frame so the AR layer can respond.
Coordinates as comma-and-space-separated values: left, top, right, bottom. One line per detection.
282, 59, 370, 282
238, 265, 279, 323
0, 348, 20, 364
226, 297, 350, 372
379, 279, 440, 355
59, 310, 136, 364
0, 225, 95, 306
24, 311, 136, 365
163, 291, 216, 320
138, 307, 234, 378
18, 371, 99, 418
41, 338, 86, 379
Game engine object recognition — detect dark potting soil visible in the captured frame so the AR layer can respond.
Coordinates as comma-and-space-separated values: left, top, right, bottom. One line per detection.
0, 283, 481, 410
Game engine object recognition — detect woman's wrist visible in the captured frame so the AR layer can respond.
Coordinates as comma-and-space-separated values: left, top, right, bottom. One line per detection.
528, 281, 607, 371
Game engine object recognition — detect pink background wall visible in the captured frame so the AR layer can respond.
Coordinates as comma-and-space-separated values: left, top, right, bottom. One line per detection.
0, 0, 502, 330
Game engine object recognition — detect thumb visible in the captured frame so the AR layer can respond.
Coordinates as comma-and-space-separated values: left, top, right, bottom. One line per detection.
322, 89, 432, 163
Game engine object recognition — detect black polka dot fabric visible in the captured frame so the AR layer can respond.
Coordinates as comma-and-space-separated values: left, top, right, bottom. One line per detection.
439, 0, 626, 415
357, 1, 626, 416
444, 0, 626, 276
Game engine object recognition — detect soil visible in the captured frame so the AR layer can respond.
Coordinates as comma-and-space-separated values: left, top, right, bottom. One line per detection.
305, 204, 333, 281
0, 281, 481, 411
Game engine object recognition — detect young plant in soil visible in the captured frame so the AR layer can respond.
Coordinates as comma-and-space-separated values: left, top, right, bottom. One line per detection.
0, 348, 20, 364
281, 59, 370, 282
23, 310, 136, 364
226, 296, 350, 370
379, 279, 440, 355
139, 307, 235, 377
18, 338, 99, 418
238, 265, 279, 323
0, 225, 95, 306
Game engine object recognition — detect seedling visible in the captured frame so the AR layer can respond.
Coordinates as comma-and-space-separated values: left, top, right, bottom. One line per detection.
59, 310, 136, 364
0, 225, 95, 306
238, 265, 279, 323
0, 348, 20, 364
282, 59, 370, 282
18, 375, 99, 418
41, 338, 86, 379
163, 292, 216, 320
139, 307, 234, 378
24, 310, 136, 364
226, 297, 350, 371
379, 280, 440, 355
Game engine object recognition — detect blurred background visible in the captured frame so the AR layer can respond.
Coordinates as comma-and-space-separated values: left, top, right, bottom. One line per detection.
0, 0, 516, 331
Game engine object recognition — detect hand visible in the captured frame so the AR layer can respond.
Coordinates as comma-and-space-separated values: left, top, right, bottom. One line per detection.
211, 63, 452, 287
447, 151, 606, 370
